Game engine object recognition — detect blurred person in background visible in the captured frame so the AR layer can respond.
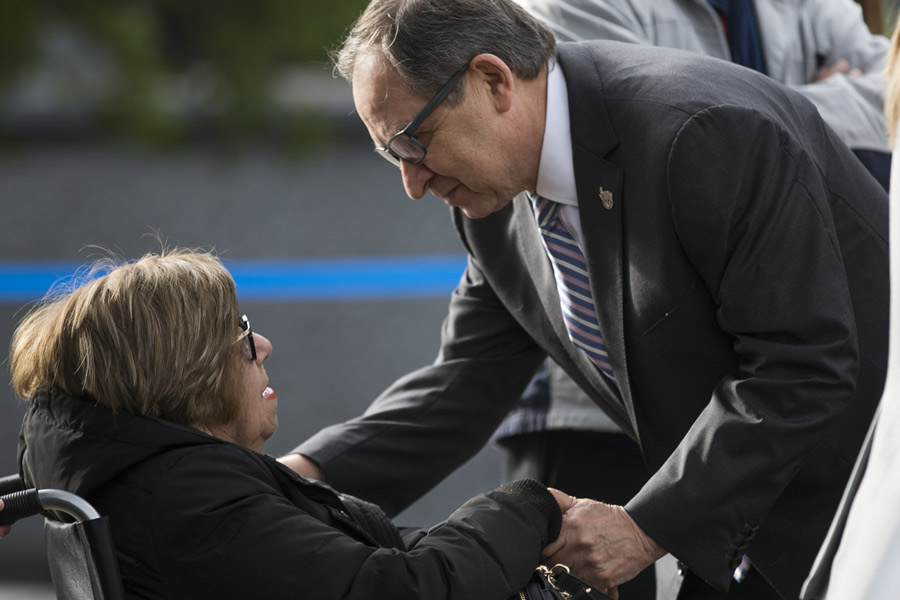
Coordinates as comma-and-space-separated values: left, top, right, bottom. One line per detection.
801, 20, 900, 600
515, 0, 892, 187
11, 249, 564, 599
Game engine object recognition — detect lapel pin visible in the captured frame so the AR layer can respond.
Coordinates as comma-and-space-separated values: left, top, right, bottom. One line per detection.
599, 187, 614, 210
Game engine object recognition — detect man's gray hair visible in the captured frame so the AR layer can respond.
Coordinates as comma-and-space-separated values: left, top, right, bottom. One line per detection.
334, 0, 557, 104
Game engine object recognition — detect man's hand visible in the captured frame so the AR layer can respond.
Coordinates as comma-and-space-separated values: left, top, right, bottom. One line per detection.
277, 453, 325, 481
812, 58, 862, 82
542, 489, 665, 600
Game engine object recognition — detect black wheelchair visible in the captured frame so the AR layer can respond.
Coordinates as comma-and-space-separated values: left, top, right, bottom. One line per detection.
0, 473, 124, 600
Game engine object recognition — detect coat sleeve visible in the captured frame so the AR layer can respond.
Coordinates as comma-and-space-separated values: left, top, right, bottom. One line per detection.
152, 448, 554, 600
520, 0, 890, 150
516, 0, 651, 45
293, 253, 546, 516
788, 0, 890, 151
624, 104, 865, 590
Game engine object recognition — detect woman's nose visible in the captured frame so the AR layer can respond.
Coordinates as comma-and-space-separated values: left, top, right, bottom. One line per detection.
253, 332, 273, 362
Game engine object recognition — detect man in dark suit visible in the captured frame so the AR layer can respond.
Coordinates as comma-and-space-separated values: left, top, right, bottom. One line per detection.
279, 0, 889, 597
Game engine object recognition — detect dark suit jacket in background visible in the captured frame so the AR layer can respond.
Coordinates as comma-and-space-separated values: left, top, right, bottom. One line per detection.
297, 41, 889, 597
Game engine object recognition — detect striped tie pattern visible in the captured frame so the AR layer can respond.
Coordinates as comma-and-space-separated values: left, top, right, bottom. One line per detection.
532, 195, 616, 380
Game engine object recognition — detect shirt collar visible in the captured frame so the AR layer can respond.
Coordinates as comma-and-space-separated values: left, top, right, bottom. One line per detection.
535, 59, 577, 208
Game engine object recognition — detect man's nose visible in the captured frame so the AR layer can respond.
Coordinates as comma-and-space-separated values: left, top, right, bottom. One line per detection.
400, 160, 433, 200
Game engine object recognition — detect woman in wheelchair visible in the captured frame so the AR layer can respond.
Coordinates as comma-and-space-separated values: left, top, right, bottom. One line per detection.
10, 249, 563, 599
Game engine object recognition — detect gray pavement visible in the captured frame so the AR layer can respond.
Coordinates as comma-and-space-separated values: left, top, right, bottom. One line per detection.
0, 582, 53, 600
0, 141, 505, 589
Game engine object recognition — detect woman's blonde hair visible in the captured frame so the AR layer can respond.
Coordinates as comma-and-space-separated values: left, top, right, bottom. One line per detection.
10, 248, 244, 428
885, 21, 900, 145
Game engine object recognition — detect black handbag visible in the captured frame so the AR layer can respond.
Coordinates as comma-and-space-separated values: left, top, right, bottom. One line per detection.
513, 564, 613, 600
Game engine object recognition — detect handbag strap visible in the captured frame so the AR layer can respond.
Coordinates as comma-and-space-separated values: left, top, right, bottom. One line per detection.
543, 565, 613, 600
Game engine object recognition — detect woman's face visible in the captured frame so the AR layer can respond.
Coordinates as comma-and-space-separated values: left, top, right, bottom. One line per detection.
227, 319, 278, 452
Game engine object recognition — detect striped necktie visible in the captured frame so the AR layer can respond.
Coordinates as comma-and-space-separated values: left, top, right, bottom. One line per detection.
532, 194, 616, 380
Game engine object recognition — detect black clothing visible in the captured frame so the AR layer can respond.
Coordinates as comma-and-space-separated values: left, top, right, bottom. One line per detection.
18, 387, 560, 600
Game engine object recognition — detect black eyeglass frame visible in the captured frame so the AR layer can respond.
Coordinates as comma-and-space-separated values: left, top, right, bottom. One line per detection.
374, 62, 471, 168
236, 314, 257, 362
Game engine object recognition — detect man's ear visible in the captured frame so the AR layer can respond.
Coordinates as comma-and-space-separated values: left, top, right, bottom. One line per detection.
469, 53, 515, 112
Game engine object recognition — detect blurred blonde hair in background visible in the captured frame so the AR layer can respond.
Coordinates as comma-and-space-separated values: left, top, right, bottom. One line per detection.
885, 19, 900, 142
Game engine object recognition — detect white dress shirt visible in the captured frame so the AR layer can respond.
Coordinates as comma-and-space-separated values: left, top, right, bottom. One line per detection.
534, 59, 584, 246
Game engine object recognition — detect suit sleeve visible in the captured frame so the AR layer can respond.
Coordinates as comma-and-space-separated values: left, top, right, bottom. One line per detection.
624, 105, 862, 589
293, 252, 546, 516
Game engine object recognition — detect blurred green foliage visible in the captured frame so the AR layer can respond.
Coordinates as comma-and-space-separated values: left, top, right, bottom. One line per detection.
0, 0, 368, 147
6, 0, 886, 148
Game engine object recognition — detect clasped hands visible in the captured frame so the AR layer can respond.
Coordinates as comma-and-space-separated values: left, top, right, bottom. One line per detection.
544, 489, 666, 600
279, 454, 667, 600
813, 58, 862, 82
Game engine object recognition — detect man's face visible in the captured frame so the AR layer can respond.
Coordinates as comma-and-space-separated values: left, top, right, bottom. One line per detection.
352, 52, 529, 219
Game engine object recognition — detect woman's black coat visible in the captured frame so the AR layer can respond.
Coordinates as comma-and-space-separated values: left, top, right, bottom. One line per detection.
18, 388, 560, 599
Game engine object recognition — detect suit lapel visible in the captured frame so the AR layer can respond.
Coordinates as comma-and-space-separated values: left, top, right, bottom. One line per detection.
513, 193, 565, 336
556, 44, 637, 433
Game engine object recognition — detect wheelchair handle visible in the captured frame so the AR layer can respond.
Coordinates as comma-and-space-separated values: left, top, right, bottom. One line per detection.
1, 488, 101, 525
0, 473, 24, 496
0, 489, 41, 526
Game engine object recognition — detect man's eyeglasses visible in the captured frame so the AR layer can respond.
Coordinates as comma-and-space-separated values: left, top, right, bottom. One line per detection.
235, 314, 257, 362
374, 63, 470, 168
